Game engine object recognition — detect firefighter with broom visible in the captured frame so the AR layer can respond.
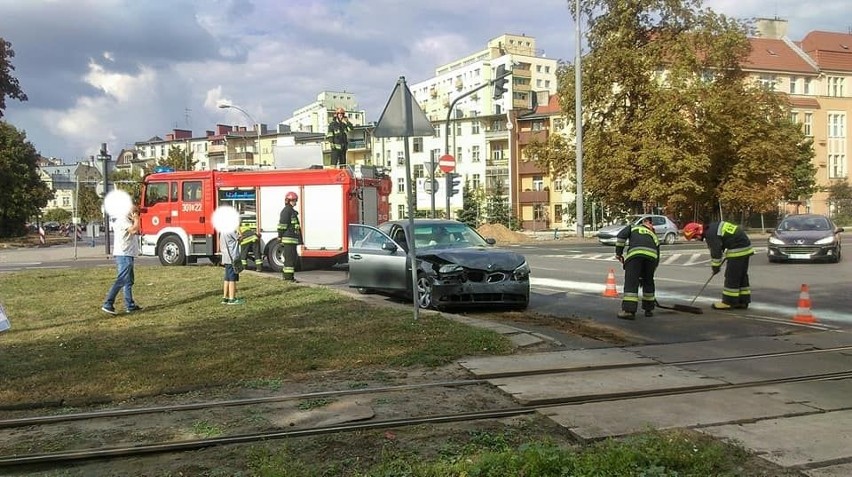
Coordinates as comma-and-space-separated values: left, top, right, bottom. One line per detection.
614, 216, 660, 320
696, 220, 754, 310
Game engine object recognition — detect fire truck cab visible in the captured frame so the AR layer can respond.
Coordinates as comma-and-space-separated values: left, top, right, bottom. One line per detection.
138, 165, 391, 271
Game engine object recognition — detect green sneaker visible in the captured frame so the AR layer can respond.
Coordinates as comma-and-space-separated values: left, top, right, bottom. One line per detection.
221, 298, 230, 305
227, 298, 245, 305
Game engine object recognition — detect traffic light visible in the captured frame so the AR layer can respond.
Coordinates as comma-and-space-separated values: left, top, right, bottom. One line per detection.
492, 64, 508, 100
448, 173, 462, 197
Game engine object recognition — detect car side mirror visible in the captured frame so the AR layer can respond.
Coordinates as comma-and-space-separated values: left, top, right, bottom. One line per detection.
382, 241, 398, 252
485, 238, 496, 245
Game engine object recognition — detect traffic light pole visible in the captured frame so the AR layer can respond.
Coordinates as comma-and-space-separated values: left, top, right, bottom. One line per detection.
444, 69, 512, 219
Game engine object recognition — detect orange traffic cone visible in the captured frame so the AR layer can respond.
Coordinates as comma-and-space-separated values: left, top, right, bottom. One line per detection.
602, 269, 619, 298
793, 284, 816, 324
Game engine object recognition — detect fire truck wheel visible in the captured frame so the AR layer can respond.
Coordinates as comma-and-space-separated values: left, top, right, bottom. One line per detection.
158, 235, 186, 266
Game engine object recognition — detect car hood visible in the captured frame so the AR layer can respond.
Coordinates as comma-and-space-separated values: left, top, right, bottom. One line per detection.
596, 224, 628, 236
772, 230, 835, 244
418, 247, 526, 270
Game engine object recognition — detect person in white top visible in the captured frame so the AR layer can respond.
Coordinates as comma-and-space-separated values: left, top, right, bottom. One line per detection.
101, 205, 142, 315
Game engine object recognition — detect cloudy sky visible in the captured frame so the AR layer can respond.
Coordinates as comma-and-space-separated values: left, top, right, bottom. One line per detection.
1, 0, 849, 162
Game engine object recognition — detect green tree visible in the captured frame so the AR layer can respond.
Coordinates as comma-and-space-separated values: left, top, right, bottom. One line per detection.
76, 185, 102, 223
456, 180, 484, 227
111, 166, 149, 204
0, 38, 28, 118
43, 208, 72, 223
0, 122, 53, 237
557, 0, 813, 220
158, 146, 196, 171
827, 182, 852, 225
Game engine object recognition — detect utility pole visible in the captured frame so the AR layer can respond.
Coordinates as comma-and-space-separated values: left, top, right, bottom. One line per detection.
429, 154, 436, 218
99, 143, 111, 255
574, 0, 585, 237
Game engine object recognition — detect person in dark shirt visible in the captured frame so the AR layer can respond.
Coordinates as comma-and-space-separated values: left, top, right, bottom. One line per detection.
614, 216, 660, 320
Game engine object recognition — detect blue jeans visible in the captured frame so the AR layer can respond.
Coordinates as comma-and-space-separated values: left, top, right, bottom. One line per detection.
104, 256, 136, 308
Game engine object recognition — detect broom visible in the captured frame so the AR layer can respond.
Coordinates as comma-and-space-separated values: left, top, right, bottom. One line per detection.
655, 261, 724, 315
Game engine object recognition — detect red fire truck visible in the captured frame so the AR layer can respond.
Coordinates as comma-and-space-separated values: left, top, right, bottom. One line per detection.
138, 166, 391, 270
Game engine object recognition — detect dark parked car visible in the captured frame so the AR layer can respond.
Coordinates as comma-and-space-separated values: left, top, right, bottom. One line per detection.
596, 214, 679, 246
347, 219, 530, 310
768, 214, 843, 263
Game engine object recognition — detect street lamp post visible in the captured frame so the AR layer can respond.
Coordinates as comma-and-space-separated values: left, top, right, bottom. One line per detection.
218, 103, 261, 165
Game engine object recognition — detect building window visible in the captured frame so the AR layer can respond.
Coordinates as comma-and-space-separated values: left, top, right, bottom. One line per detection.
757, 74, 777, 91
413, 164, 425, 178
471, 121, 480, 134
828, 113, 846, 139
829, 154, 847, 179
804, 113, 813, 136
472, 173, 481, 189
554, 204, 563, 222
397, 178, 404, 193
397, 204, 405, 220
455, 122, 462, 136
434, 125, 441, 137
554, 178, 564, 192
532, 120, 544, 131
827, 77, 845, 97
789, 76, 799, 94
413, 137, 423, 153
804, 79, 812, 95
532, 176, 544, 191
456, 146, 463, 162
397, 151, 404, 165
533, 204, 546, 221
472, 145, 481, 162
790, 111, 798, 124
492, 145, 503, 161
62, 196, 70, 207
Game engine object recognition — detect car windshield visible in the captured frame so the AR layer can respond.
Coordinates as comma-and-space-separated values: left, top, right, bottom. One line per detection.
778, 217, 831, 232
413, 223, 490, 249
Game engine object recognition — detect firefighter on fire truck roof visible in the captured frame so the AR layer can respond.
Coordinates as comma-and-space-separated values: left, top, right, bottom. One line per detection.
277, 192, 302, 282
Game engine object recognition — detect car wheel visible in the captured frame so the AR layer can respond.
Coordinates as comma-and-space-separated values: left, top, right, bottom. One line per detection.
832, 245, 842, 263
415, 274, 434, 309
663, 232, 676, 245
158, 235, 186, 266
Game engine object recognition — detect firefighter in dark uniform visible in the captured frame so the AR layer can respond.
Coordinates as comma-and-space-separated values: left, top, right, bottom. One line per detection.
701, 220, 754, 310
614, 216, 660, 320
326, 107, 352, 167
277, 192, 302, 282
238, 215, 264, 271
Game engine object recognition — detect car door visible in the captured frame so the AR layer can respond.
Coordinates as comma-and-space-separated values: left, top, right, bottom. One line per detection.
348, 224, 409, 291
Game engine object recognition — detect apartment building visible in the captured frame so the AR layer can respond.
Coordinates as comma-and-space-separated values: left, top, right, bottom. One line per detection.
746, 19, 851, 215
375, 34, 559, 220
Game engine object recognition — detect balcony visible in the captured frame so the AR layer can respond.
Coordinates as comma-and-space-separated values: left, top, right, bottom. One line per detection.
518, 130, 548, 145
517, 160, 545, 175
519, 189, 549, 204
208, 144, 226, 154
485, 128, 509, 139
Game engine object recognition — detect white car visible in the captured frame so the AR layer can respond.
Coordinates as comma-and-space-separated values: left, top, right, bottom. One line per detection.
596, 215, 680, 246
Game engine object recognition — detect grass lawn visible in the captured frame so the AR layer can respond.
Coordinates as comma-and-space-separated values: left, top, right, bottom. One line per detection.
0, 265, 512, 407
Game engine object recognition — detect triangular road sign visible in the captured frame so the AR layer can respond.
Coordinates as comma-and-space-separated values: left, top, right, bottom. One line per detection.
373, 76, 434, 138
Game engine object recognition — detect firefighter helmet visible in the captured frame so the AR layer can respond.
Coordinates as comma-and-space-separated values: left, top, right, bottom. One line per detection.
285, 191, 298, 202
683, 222, 704, 241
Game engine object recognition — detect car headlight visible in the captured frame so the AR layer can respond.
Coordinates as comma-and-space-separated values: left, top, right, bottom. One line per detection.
768, 236, 785, 245
513, 261, 530, 279
438, 264, 463, 274
815, 236, 836, 245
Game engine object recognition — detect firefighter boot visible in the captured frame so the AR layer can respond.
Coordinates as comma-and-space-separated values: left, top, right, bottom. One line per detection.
712, 302, 732, 310
617, 310, 635, 320
255, 260, 263, 271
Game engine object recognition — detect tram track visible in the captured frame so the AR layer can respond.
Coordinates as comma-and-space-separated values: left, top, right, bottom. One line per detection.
2, 343, 852, 470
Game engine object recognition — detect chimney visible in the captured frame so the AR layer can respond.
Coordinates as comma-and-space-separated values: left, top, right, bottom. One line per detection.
754, 18, 788, 39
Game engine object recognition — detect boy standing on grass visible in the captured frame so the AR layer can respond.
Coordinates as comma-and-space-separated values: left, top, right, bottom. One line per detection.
220, 225, 244, 305
102, 205, 142, 315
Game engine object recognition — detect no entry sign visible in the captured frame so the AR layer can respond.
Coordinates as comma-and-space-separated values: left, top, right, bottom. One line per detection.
438, 154, 455, 173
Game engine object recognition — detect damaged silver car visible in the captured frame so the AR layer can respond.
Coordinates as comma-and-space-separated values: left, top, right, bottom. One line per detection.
347, 219, 530, 310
